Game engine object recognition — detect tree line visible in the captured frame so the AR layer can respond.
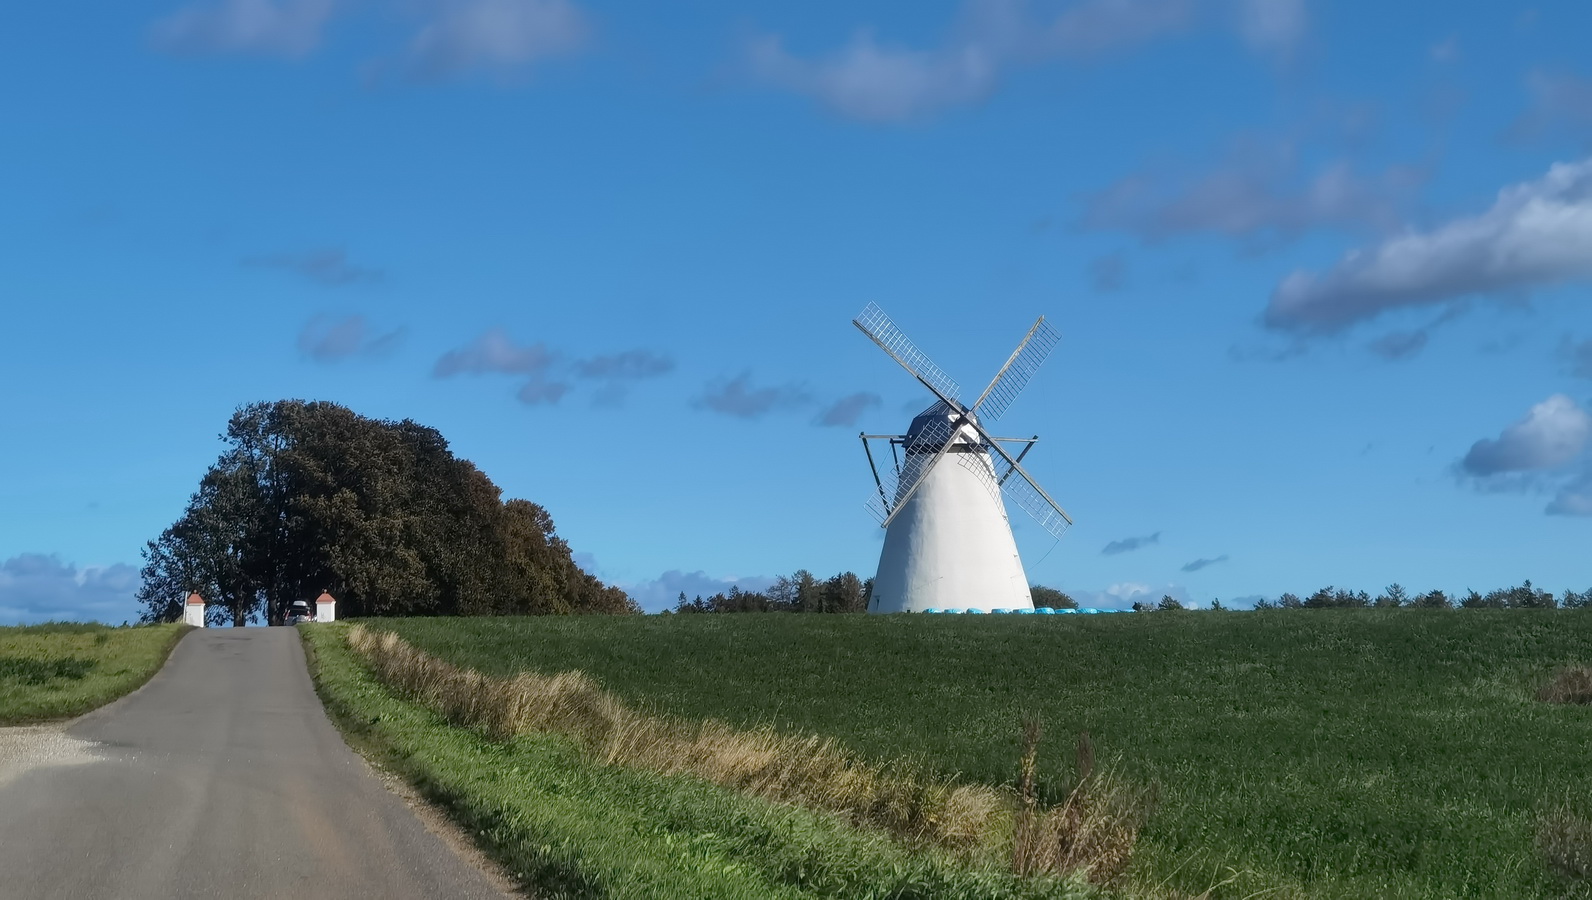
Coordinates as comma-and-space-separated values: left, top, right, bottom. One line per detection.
1138, 580, 1592, 611
668, 577, 1081, 614
137, 400, 637, 626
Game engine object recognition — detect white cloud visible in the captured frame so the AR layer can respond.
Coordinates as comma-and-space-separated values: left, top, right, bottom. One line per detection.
1265, 158, 1592, 333
245, 247, 383, 286
297, 315, 404, 362
745, 0, 1291, 123
434, 328, 556, 377
1548, 475, 1592, 516
1460, 394, 1591, 477
1040, 0, 1195, 57
1233, 0, 1306, 58
696, 373, 810, 419
407, 0, 588, 79
816, 392, 882, 427
1064, 581, 1192, 610
0, 555, 140, 625
1084, 156, 1418, 244
746, 32, 997, 123
1509, 69, 1592, 142
1101, 531, 1159, 555
151, 0, 337, 57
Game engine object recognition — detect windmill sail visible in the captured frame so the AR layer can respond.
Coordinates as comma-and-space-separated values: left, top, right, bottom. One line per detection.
971, 316, 1059, 423
852, 303, 962, 409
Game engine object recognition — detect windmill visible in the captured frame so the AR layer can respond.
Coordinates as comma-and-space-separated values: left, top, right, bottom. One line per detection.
853, 303, 1072, 613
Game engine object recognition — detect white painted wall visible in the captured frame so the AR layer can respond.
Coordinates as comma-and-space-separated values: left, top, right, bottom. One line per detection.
870, 442, 1033, 613
182, 602, 206, 627
316, 599, 336, 623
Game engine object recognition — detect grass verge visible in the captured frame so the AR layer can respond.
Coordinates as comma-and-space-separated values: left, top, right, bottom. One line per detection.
373, 610, 1592, 899
302, 623, 1105, 900
0, 622, 189, 725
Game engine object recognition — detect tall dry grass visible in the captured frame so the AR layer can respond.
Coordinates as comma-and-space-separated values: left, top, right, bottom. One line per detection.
1539, 808, 1592, 882
1012, 719, 1151, 885
1537, 666, 1592, 705
346, 624, 1147, 883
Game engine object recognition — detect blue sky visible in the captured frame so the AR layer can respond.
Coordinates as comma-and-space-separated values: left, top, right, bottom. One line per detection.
3, 0, 1592, 621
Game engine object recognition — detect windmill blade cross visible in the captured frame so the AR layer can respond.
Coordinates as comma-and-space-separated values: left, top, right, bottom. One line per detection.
863, 415, 954, 523
853, 303, 962, 410
966, 417, 1074, 539
971, 316, 1059, 423
876, 414, 969, 530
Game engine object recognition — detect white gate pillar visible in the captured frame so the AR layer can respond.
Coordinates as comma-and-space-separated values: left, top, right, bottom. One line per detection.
183, 592, 206, 627
316, 591, 337, 623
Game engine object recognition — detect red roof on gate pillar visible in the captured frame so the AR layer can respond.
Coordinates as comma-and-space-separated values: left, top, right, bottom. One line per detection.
186, 592, 205, 606
316, 592, 335, 604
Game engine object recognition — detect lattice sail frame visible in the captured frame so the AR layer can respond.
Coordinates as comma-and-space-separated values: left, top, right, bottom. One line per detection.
853, 303, 962, 405
971, 317, 1060, 423
853, 303, 1074, 541
862, 417, 957, 524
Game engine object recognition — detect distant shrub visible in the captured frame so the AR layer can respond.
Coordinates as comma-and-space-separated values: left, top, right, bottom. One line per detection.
1305, 587, 1369, 608
1539, 808, 1592, 883
1029, 585, 1078, 609
1538, 667, 1592, 706
1411, 589, 1452, 609
1156, 596, 1185, 612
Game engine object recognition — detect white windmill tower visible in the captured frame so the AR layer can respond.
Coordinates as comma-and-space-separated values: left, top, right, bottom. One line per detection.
853, 303, 1073, 613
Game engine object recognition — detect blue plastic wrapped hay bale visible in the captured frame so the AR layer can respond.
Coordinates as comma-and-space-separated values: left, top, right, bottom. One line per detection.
964, 608, 986, 614
1081, 607, 1101, 614
992, 608, 1013, 614
1058, 608, 1078, 614
1016, 608, 1036, 614
923, 608, 942, 614
1035, 607, 1056, 614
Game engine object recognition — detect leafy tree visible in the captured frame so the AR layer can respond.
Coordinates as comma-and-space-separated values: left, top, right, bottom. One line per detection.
1565, 589, 1591, 609
1412, 589, 1452, 609
1374, 583, 1409, 608
1509, 580, 1557, 608
821, 572, 868, 614
1030, 585, 1079, 609
1278, 593, 1303, 609
137, 400, 637, 624
1209, 599, 1226, 611
1305, 586, 1370, 608
1157, 595, 1185, 611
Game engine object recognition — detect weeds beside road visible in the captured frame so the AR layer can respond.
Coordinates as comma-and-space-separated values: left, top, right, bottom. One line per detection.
305, 623, 1108, 899
376, 610, 1592, 899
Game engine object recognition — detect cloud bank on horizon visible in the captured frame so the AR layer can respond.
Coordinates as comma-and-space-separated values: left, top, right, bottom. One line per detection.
0, 555, 141, 625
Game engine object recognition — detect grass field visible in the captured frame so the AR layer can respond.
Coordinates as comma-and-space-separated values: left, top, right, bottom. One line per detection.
0, 622, 188, 725
370, 610, 1592, 899
302, 624, 1101, 899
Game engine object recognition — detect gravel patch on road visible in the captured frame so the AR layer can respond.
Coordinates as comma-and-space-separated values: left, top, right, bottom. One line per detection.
0, 726, 100, 788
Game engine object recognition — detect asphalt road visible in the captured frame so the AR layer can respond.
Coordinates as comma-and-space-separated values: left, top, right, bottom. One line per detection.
0, 628, 511, 900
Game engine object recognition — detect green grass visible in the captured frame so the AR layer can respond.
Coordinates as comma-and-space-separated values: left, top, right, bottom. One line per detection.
301, 624, 1098, 900
0, 622, 189, 724
369, 609, 1592, 899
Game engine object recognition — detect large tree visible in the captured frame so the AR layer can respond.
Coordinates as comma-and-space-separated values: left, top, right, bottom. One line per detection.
137, 400, 637, 624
